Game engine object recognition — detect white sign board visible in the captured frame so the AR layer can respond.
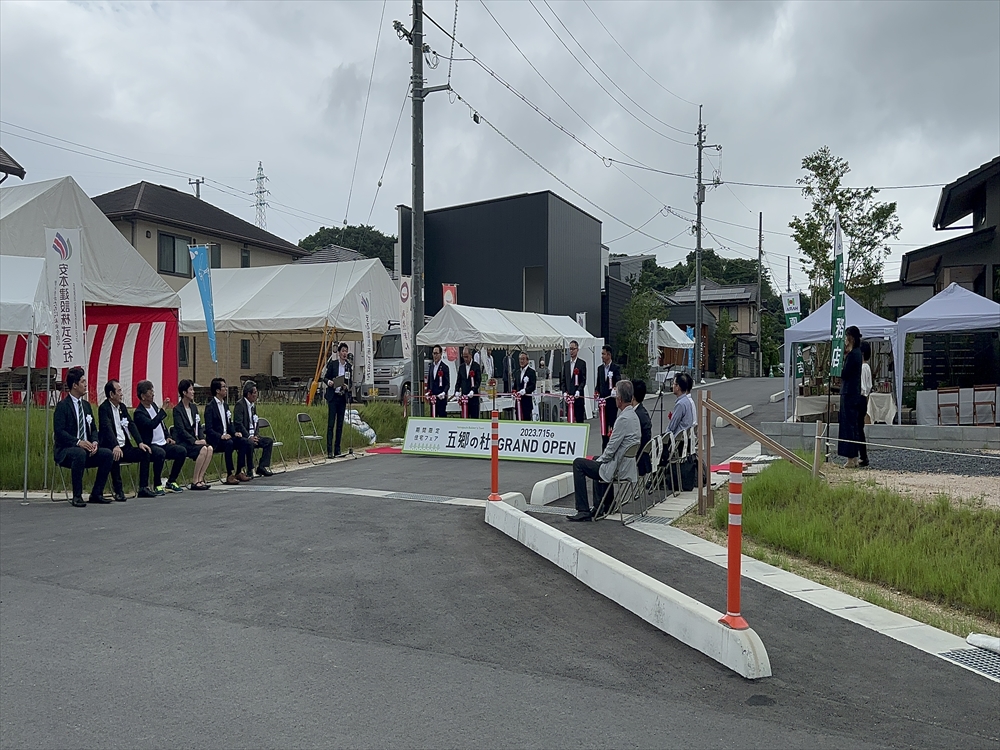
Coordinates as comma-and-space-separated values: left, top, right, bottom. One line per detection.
45, 228, 85, 367
402, 417, 590, 464
399, 275, 412, 360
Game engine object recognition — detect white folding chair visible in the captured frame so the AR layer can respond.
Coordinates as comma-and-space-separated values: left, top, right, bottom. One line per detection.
256, 416, 287, 474
593, 442, 640, 522
296, 412, 325, 464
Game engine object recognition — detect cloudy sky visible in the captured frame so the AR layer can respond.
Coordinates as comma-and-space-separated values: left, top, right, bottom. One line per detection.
2, 1, 997, 292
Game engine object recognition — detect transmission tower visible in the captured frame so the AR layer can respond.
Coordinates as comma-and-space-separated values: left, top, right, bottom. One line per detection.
254, 161, 269, 229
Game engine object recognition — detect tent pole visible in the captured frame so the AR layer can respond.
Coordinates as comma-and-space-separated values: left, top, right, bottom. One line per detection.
309, 323, 331, 406
22, 330, 32, 504
43, 340, 51, 489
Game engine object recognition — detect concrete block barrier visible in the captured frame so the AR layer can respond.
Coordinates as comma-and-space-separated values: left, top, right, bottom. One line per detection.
716, 404, 754, 428
529, 472, 574, 505
484, 500, 772, 680
769, 391, 786, 403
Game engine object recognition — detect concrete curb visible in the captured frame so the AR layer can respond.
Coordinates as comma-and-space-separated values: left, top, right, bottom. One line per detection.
769, 390, 786, 403
716, 404, 753, 428
485, 500, 772, 680
529, 472, 573, 505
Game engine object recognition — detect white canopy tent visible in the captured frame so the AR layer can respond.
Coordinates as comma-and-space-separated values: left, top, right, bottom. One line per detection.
178, 259, 398, 336
416, 304, 528, 348
0, 256, 51, 336
657, 320, 694, 349
783, 295, 896, 419
891, 283, 1000, 420
495, 310, 565, 350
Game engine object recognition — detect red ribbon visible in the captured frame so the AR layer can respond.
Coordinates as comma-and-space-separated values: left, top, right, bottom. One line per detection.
598, 397, 606, 436
515, 392, 522, 421
459, 394, 469, 419
566, 394, 576, 424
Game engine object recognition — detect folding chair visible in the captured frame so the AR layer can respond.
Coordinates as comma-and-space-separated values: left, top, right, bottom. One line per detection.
296, 412, 325, 464
665, 426, 697, 498
256, 416, 286, 473
50, 461, 129, 500
973, 384, 997, 426
626, 440, 656, 521
593, 442, 640, 522
937, 387, 960, 425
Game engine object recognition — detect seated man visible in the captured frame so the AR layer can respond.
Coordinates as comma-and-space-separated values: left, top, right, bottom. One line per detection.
98, 379, 153, 502
569, 380, 641, 522
233, 380, 274, 478
659, 372, 698, 487
632, 379, 653, 477
204, 377, 241, 484
53, 366, 114, 507
134, 380, 186, 496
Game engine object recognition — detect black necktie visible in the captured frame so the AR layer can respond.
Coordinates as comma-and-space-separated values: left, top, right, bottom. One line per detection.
77, 400, 85, 440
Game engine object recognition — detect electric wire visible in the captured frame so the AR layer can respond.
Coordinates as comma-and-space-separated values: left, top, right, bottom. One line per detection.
367, 82, 411, 224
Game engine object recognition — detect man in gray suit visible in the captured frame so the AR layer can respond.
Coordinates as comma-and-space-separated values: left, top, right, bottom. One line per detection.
569, 380, 640, 521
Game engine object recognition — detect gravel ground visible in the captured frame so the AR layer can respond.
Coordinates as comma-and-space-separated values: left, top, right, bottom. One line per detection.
830, 447, 1000, 477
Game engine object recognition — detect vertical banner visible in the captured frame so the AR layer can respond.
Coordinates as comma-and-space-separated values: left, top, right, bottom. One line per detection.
442, 283, 458, 306
686, 326, 694, 370
44, 228, 85, 368
358, 292, 374, 395
188, 244, 217, 362
647, 319, 659, 366
781, 292, 804, 379
576, 312, 587, 331
399, 275, 413, 361
829, 214, 847, 377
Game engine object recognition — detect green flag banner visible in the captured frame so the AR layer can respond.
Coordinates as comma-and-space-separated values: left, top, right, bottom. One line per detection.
829, 214, 847, 377
781, 292, 804, 378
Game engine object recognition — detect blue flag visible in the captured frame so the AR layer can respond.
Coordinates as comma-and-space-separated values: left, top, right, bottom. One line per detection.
188, 245, 217, 362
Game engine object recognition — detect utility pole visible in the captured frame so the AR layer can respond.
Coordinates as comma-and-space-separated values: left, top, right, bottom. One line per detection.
757, 211, 763, 377
787, 256, 791, 293
694, 106, 704, 384
189, 177, 204, 199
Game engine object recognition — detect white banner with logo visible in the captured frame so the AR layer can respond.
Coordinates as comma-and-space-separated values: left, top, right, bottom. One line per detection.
399, 275, 412, 360
44, 228, 85, 367
403, 417, 590, 464
358, 291, 374, 391
648, 319, 659, 366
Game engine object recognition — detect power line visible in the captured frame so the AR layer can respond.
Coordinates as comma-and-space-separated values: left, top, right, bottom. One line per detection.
581, 0, 697, 107
527, 1, 694, 146
368, 82, 411, 224
722, 179, 945, 190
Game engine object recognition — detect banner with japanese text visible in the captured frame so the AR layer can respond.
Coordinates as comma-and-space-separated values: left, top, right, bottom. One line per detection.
399, 275, 412, 361
188, 244, 217, 362
44, 228, 85, 368
829, 214, 847, 377
781, 291, 804, 379
358, 291, 374, 394
403, 417, 589, 464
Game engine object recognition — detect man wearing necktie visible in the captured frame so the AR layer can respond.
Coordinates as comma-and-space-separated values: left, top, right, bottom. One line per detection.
560, 340, 587, 424
52, 367, 114, 507
595, 345, 622, 449
234, 380, 274, 478
515, 351, 536, 421
323, 343, 353, 458
426, 345, 450, 418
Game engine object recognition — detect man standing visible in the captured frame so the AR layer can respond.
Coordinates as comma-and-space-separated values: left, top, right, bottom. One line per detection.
569, 380, 640, 521
134, 380, 187, 495
98, 379, 152, 502
53, 367, 114, 507
323, 343, 352, 458
456, 346, 482, 419
204, 377, 241, 485
514, 351, 536, 421
234, 380, 274, 477
595, 345, 621, 449
560, 340, 587, 424
426, 345, 450, 418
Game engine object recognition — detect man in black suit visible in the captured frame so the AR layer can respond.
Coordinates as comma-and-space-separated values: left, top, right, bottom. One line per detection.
98, 379, 153, 502
632, 379, 653, 477
53, 367, 114, 507
426, 344, 449, 418
595, 345, 622, 449
134, 379, 186, 495
456, 346, 482, 419
204, 377, 240, 485
234, 380, 274, 477
323, 342, 352, 458
560, 340, 587, 424
513, 351, 536, 421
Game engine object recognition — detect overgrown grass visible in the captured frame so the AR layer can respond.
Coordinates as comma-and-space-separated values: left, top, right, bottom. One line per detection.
1, 400, 408, 491
712, 461, 1000, 620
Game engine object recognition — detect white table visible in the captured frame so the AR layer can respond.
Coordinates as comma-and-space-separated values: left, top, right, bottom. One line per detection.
915, 387, 999, 425
794, 392, 896, 424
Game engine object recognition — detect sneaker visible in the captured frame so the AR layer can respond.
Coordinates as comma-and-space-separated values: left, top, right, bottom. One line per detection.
166, 482, 184, 493
155, 485, 166, 496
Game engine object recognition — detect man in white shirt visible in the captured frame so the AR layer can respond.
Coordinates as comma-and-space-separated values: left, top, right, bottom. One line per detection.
134, 380, 187, 496
560, 340, 587, 423
858, 341, 873, 467
205, 377, 240, 484
515, 351, 537, 421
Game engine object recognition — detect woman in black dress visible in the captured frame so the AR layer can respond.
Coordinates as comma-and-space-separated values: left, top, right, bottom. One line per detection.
173, 379, 214, 489
837, 325, 864, 468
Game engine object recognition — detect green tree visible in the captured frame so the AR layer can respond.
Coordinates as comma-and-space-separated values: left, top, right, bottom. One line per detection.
789, 146, 902, 311
616, 290, 671, 382
713, 308, 736, 378
298, 224, 396, 269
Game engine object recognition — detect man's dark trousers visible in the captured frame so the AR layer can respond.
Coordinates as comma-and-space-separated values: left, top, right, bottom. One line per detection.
327, 393, 347, 455
59, 447, 113, 498
110, 445, 151, 495
572, 457, 611, 515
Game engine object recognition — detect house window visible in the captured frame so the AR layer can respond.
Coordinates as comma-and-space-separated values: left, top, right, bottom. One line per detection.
210, 244, 222, 268
240, 339, 251, 369
157, 233, 192, 277
240, 247, 250, 268
178, 336, 190, 368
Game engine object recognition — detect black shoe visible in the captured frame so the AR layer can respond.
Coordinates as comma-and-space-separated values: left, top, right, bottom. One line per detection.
858, 460, 870, 468
327, 452, 334, 459
113, 492, 127, 502
567, 511, 592, 522
70, 496, 86, 508
137, 487, 157, 499
88, 494, 112, 504
257, 466, 274, 477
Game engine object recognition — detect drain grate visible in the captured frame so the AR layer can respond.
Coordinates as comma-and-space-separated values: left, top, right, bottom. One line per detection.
939, 648, 1000, 681
632, 516, 675, 525
385, 492, 450, 503
526, 505, 577, 516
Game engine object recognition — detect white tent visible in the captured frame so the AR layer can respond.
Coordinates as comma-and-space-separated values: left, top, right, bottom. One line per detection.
783, 295, 896, 419
657, 320, 694, 349
0, 256, 50, 335
891, 283, 1000, 417
416, 304, 528, 348
178, 259, 398, 336
496, 310, 565, 350
1, 176, 179, 309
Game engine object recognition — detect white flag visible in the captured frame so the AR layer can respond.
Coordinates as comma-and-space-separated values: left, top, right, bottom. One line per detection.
358, 291, 374, 392
44, 228, 86, 368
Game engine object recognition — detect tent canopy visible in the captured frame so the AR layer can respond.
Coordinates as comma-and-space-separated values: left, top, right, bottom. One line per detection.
891, 283, 1000, 414
657, 319, 694, 349
0, 255, 50, 335
178, 258, 398, 336
416, 304, 527, 347
783, 294, 896, 419
494, 309, 565, 349
0, 176, 179, 309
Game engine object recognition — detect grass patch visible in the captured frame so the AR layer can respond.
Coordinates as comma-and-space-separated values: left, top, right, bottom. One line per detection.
1, 400, 408, 491
708, 461, 1000, 620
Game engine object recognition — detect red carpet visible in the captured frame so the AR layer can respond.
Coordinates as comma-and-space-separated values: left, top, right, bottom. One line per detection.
366, 446, 402, 454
